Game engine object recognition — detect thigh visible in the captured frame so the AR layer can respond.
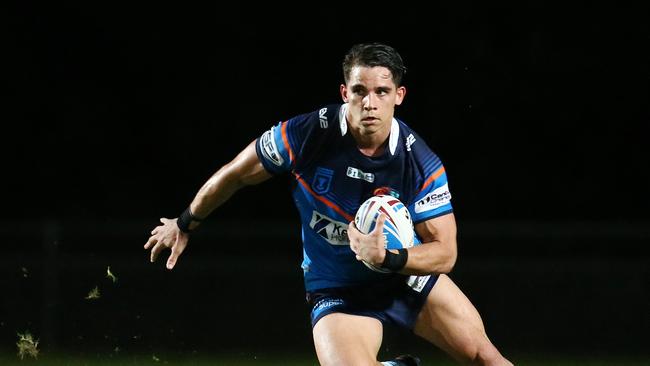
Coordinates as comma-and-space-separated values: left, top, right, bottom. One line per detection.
413, 274, 495, 362
312, 312, 383, 366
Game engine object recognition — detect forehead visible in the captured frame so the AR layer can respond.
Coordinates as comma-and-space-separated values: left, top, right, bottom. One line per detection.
347, 66, 396, 88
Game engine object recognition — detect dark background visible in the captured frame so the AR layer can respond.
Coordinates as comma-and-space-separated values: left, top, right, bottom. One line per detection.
2, 1, 649, 362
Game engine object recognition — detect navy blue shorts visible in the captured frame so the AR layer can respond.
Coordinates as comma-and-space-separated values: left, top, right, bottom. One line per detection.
306, 274, 439, 330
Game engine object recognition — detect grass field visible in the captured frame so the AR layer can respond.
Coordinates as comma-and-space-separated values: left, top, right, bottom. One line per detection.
2, 352, 649, 365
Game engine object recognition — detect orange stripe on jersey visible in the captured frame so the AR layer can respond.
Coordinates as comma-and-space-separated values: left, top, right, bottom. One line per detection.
293, 172, 354, 222
419, 166, 446, 193
281, 121, 294, 165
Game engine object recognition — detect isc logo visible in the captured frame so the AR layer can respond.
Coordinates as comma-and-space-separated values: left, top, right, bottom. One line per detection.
346, 166, 375, 183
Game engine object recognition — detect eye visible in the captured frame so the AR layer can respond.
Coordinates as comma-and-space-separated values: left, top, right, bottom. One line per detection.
376, 88, 390, 96
352, 87, 367, 96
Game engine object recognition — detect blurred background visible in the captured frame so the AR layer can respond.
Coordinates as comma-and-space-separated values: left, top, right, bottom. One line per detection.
2, 2, 649, 364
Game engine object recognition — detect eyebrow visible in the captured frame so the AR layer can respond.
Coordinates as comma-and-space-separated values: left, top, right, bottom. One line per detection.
350, 84, 393, 93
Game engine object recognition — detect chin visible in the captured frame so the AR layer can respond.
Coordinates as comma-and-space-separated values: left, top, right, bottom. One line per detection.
359, 125, 381, 135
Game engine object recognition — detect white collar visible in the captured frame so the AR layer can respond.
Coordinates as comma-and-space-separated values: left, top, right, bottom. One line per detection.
339, 103, 399, 156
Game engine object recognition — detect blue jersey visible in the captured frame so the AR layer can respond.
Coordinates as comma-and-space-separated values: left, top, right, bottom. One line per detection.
255, 104, 453, 291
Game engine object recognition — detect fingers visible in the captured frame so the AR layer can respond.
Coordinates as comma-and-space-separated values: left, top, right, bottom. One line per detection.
146, 222, 166, 248
150, 242, 166, 263
348, 221, 362, 241
144, 236, 157, 249
145, 220, 188, 268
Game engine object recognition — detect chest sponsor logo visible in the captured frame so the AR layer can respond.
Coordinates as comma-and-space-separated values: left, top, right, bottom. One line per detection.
346, 167, 375, 183
312, 167, 334, 195
415, 183, 451, 213
319, 107, 328, 128
260, 126, 284, 166
406, 133, 416, 151
309, 211, 349, 245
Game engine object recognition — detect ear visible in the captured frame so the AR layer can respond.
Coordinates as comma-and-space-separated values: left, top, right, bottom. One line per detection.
394, 86, 406, 106
340, 84, 349, 103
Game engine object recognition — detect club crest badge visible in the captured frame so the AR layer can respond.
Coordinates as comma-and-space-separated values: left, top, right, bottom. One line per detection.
312, 167, 334, 195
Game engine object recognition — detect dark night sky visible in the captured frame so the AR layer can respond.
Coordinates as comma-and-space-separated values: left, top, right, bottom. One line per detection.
4, 2, 649, 222
2, 3, 649, 356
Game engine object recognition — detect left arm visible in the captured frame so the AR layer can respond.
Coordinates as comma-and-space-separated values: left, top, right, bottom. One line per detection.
348, 213, 457, 275
403, 213, 457, 275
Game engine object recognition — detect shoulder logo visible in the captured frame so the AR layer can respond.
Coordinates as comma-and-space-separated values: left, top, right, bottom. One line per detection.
260, 126, 284, 166
319, 108, 328, 128
415, 183, 451, 213
309, 211, 349, 245
406, 134, 416, 151
346, 166, 375, 183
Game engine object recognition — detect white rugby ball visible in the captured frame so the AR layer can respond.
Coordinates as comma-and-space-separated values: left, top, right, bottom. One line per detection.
354, 195, 418, 273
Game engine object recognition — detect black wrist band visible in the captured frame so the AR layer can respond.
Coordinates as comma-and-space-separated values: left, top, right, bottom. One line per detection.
177, 207, 203, 233
381, 248, 408, 272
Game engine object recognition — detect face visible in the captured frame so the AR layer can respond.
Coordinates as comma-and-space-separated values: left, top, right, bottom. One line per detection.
340, 66, 406, 137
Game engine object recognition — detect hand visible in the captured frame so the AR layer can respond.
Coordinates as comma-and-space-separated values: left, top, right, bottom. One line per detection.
144, 217, 189, 270
348, 214, 387, 267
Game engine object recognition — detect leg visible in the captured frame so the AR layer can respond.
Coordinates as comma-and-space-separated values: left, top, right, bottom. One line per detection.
313, 312, 384, 366
413, 274, 512, 366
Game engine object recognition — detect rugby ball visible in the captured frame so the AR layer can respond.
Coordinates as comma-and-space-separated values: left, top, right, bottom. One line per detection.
354, 195, 418, 273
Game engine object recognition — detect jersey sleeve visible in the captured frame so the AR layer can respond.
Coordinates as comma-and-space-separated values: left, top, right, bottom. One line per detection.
409, 156, 453, 224
255, 112, 314, 175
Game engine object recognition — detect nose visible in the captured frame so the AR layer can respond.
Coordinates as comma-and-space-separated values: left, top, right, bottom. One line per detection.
362, 93, 377, 111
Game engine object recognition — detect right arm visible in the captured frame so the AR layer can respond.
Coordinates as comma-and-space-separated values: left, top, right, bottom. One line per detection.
144, 140, 272, 269
189, 140, 272, 224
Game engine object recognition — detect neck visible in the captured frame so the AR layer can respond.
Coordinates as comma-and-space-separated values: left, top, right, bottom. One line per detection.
349, 125, 391, 157
357, 140, 388, 157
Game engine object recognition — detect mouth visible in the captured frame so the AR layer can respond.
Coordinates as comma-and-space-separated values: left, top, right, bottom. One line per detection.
362, 116, 378, 122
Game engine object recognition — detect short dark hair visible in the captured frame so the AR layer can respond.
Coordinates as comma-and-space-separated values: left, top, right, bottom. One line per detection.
342, 43, 407, 86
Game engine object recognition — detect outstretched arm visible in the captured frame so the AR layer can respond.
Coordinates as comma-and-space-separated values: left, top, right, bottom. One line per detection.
144, 140, 272, 269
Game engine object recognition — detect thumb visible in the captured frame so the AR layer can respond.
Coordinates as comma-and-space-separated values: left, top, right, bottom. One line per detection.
167, 245, 183, 270
166, 254, 177, 270
167, 246, 183, 270
166, 234, 187, 270
372, 213, 387, 235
